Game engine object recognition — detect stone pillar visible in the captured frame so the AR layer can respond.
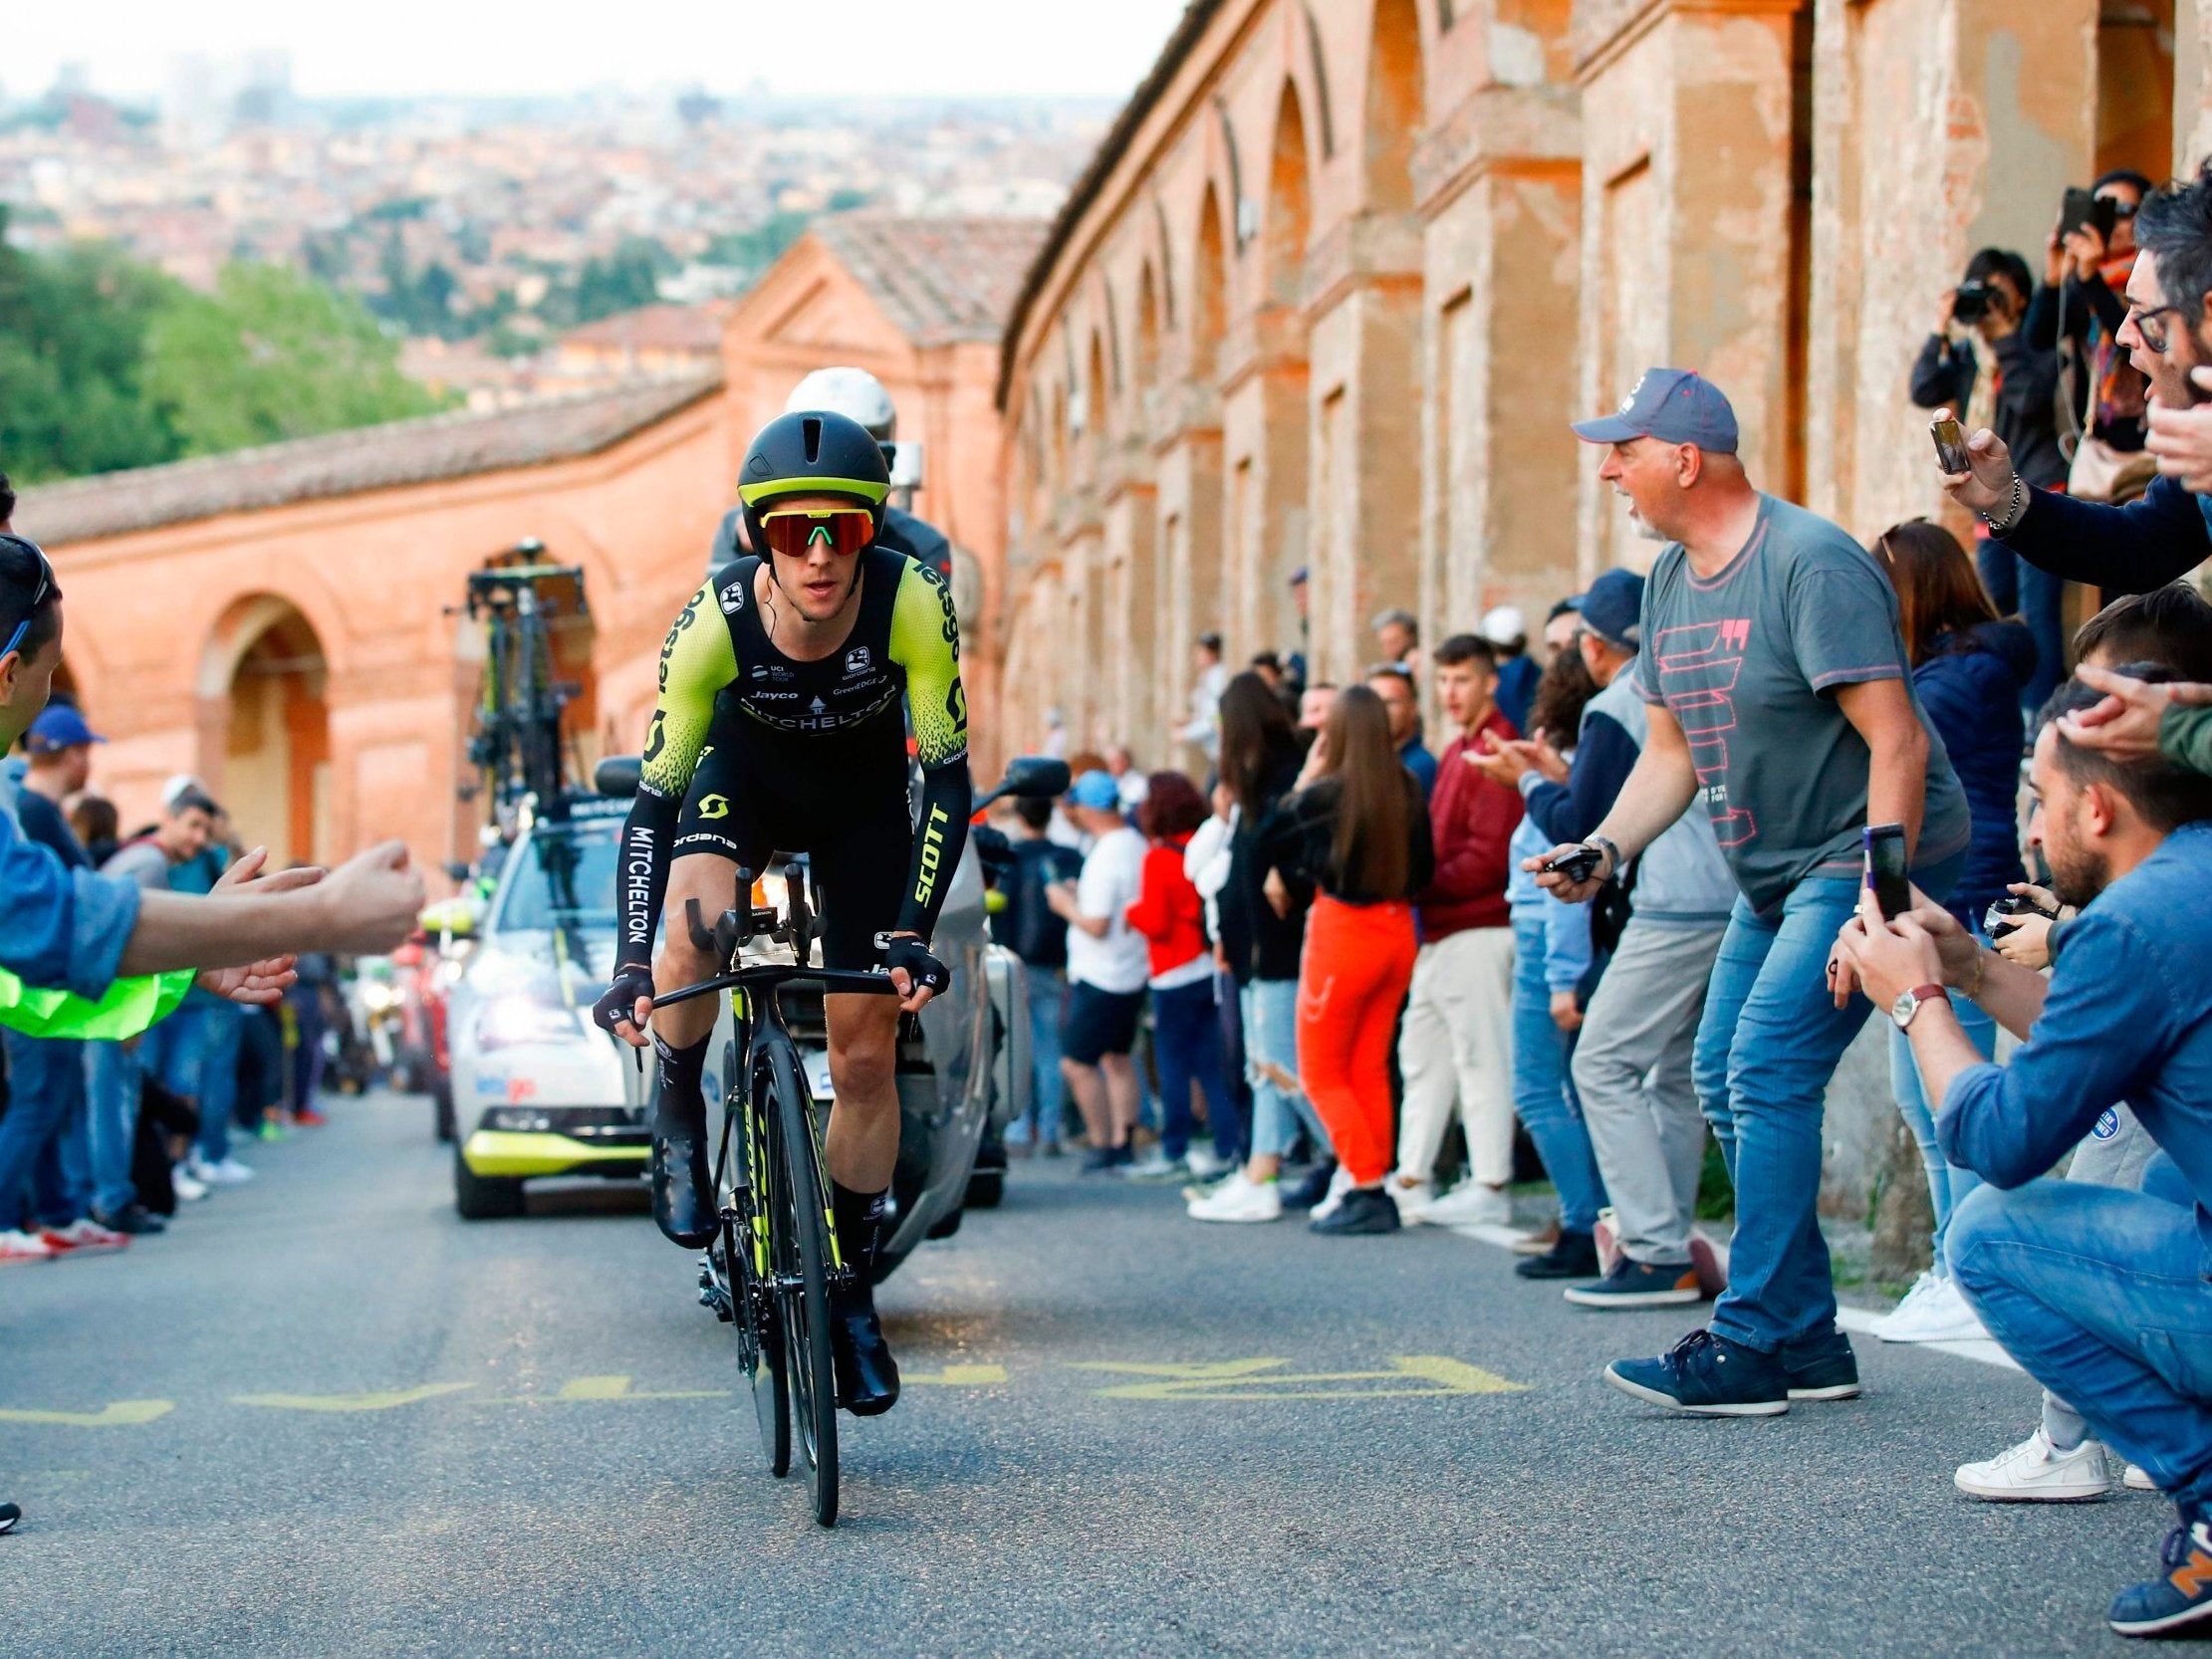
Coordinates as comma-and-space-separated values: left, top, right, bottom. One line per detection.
1103, 482, 1159, 757
1576, 0, 1805, 570
1220, 326, 1312, 674
1306, 221, 1424, 687
1804, 0, 2097, 538
1154, 425, 1224, 769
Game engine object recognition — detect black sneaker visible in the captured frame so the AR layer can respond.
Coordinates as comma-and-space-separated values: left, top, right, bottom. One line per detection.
1782, 1323, 1861, 1401
1604, 1327, 1790, 1417
1309, 1186, 1401, 1235
1516, 1228, 1599, 1280
0, 1501, 18, 1535
1081, 1143, 1133, 1174
92, 1204, 165, 1237
1281, 1159, 1338, 1210
1563, 1254, 1701, 1307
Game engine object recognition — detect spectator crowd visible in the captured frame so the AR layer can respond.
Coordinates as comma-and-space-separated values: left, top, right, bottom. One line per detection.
986, 162, 2212, 1639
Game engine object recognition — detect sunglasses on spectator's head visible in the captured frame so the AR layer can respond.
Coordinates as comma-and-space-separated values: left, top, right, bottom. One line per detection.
0, 535, 53, 661
758, 507, 873, 560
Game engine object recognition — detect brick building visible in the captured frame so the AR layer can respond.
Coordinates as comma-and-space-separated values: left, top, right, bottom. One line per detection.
14, 213, 1044, 879
994, 0, 2196, 759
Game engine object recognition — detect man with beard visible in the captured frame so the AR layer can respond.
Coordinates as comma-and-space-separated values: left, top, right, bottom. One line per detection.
1536, 367, 1970, 1415
1837, 670, 2212, 1639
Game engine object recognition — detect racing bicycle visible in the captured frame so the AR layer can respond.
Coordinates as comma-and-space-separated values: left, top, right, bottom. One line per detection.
657, 863, 893, 1529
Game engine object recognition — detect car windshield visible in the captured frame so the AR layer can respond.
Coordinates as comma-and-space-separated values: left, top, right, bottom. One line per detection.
495, 826, 618, 934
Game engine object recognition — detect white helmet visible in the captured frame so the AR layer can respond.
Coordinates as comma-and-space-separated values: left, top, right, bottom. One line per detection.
786, 366, 896, 441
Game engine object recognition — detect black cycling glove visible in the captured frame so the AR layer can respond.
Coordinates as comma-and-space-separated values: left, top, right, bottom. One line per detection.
882, 936, 950, 997
592, 962, 657, 1035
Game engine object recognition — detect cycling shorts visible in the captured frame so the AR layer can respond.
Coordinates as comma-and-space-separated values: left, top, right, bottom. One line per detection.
670, 739, 913, 972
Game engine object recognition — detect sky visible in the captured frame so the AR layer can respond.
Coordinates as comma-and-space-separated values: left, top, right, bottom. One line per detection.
10, 0, 1193, 104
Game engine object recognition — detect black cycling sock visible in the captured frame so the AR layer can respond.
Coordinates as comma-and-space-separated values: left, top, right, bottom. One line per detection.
831, 1182, 887, 1274
650, 1033, 710, 1131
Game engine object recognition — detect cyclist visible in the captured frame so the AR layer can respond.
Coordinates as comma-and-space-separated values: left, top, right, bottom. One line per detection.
709, 366, 954, 586
595, 408, 971, 1418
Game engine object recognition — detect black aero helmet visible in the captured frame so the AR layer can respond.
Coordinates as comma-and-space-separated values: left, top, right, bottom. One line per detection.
738, 409, 890, 553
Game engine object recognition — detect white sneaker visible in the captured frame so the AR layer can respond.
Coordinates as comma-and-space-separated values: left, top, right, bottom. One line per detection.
1388, 1176, 1435, 1224
0, 1228, 58, 1265
1186, 1172, 1283, 1223
201, 1156, 256, 1185
1308, 1165, 1356, 1222
1870, 1272, 1988, 1343
1955, 1429, 2114, 1502
46, 1219, 129, 1253
1422, 1181, 1513, 1228
2126, 1464, 2158, 1493
1184, 1146, 1232, 1181
1121, 1148, 1185, 1181
170, 1167, 210, 1203
1593, 1208, 1620, 1275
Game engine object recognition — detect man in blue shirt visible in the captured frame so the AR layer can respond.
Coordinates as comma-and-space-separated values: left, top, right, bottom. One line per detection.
1840, 674, 2212, 1640
1365, 664, 1436, 797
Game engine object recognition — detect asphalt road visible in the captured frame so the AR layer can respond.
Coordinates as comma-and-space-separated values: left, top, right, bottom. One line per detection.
0, 1093, 2170, 1657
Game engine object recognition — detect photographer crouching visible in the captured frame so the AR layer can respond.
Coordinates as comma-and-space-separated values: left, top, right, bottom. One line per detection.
1835, 670, 2212, 1639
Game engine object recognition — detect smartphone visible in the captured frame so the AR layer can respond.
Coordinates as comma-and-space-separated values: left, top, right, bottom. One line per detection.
1541, 846, 1602, 883
1863, 823, 1910, 921
1930, 414, 1971, 475
2061, 187, 2118, 244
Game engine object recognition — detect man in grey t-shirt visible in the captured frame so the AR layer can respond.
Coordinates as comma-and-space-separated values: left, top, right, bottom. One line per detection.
1533, 368, 1970, 1418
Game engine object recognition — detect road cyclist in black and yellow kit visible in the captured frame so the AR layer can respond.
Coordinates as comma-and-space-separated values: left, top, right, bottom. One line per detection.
592, 408, 971, 1417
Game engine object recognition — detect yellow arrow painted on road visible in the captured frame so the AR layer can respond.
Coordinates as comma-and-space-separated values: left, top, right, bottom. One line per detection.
232, 1382, 478, 1413
903, 1364, 1009, 1386
0, 1399, 174, 1427
473, 1375, 734, 1405
1067, 1355, 1527, 1401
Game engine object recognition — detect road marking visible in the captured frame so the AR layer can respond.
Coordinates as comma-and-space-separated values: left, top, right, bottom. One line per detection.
476, 1374, 734, 1405
1066, 1356, 1527, 1401
232, 1383, 479, 1413
903, 1364, 1008, 1386
0, 1399, 174, 1427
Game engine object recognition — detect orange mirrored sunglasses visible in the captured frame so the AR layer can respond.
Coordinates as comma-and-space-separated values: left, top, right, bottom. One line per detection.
759, 507, 874, 559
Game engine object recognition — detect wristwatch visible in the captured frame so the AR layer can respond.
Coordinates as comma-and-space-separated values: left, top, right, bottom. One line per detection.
1589, 835, 1622, 880
1890, 983, 1950, 1032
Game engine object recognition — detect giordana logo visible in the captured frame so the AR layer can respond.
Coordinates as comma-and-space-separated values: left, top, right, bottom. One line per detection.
718, 581, 747, 614
845, 644, 871, 675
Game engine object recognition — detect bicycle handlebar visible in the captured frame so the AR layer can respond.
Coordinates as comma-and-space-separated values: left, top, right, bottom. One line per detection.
651, 963, 898, 1011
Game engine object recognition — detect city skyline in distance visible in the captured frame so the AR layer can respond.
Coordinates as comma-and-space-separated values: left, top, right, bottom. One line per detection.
12, 0, 1191, 105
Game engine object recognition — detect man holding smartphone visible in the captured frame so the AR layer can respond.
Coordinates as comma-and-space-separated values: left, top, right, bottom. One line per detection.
1535, 368, 1970, 1416
1944, 169, 2212, 589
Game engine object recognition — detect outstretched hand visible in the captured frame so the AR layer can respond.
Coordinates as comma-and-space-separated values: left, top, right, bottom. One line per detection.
2059, 664, 2212, 764
197, 957, 300, 1007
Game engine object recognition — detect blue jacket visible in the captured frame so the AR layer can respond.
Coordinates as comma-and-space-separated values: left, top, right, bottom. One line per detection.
0, 759, 140, 1002
1912, 621, 2032, 925
1495, 655, 1539, 741
1940, 823, 2212, 1271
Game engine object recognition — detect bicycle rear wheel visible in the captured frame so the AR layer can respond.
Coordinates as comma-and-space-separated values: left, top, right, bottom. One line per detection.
764, 1037, 839, 1528
718, 1066, 788, 1477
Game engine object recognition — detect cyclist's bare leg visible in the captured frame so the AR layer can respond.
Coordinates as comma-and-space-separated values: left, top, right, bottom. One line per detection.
650, 852, 744, 1048
823, 992, 900, 1192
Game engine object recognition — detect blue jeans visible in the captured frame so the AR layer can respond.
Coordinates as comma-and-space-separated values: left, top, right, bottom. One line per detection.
1510, 914, 1606, 1232
0, 1032, 85, 1232
1151, 976, 1238, 1160
1976, 540, 2066, 710
1018, 963, 1068, 1145
84, 1039, 142, 1217
1950, 1159, 2212, 1512
194, 1000, 246, 1161
1242, 978, 1329, 1160
1695, 857, 1959, 1352
1888, 956, 1997, 1268
33, 1089, 93, 1229
140, 1002, 208, 1101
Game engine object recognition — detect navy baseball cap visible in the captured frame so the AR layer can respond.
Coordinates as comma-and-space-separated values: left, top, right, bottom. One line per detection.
1572, 368, 1739, 454
27, 703, 106, 753
1577, 569, 1645, 649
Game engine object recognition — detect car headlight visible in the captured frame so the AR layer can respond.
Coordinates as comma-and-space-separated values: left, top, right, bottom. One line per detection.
482, 1106, 558, 1132
474, 996, 587, 1050
360, 983, 399, 1012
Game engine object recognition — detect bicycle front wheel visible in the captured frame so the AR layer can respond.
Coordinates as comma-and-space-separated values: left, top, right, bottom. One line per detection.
764, 1037, 839, 1528
718, 1063, 788, 1478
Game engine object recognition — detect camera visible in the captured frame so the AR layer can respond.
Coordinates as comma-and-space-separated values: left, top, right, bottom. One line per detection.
1983, 891, 2059, 942
1952, 281, 1995, 325
1540, 846, 1603, 884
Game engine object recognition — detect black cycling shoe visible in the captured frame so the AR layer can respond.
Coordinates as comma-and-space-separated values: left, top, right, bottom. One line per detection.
1515, 1228, 1600, 1280
647, 1040, 716, 1249
832, 1285, 902, 1416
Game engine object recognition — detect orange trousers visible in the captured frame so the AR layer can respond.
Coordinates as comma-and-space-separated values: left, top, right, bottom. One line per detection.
1296, 892, 1419, 1186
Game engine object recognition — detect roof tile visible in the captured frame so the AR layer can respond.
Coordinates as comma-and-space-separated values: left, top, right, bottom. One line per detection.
811, 214, 1052, 347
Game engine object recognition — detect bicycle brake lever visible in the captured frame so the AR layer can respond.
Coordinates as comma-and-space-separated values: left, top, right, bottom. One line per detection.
685, 897, 717, 953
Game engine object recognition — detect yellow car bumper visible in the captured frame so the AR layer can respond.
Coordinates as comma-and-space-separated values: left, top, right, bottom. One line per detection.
461, 1129, 650, 1179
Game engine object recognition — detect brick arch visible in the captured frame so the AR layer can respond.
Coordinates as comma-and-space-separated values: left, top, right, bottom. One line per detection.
1361, 0, 1428, 216
195, 586, 350, 701
1264, 76, 1316, 309
1191, 178, 1231, 382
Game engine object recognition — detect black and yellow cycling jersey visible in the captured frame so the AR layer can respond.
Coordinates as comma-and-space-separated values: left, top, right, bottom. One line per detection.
617, 546, 972, 972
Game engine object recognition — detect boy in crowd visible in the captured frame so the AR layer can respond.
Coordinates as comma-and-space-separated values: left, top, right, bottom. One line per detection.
1046, 771, 1150, 1171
